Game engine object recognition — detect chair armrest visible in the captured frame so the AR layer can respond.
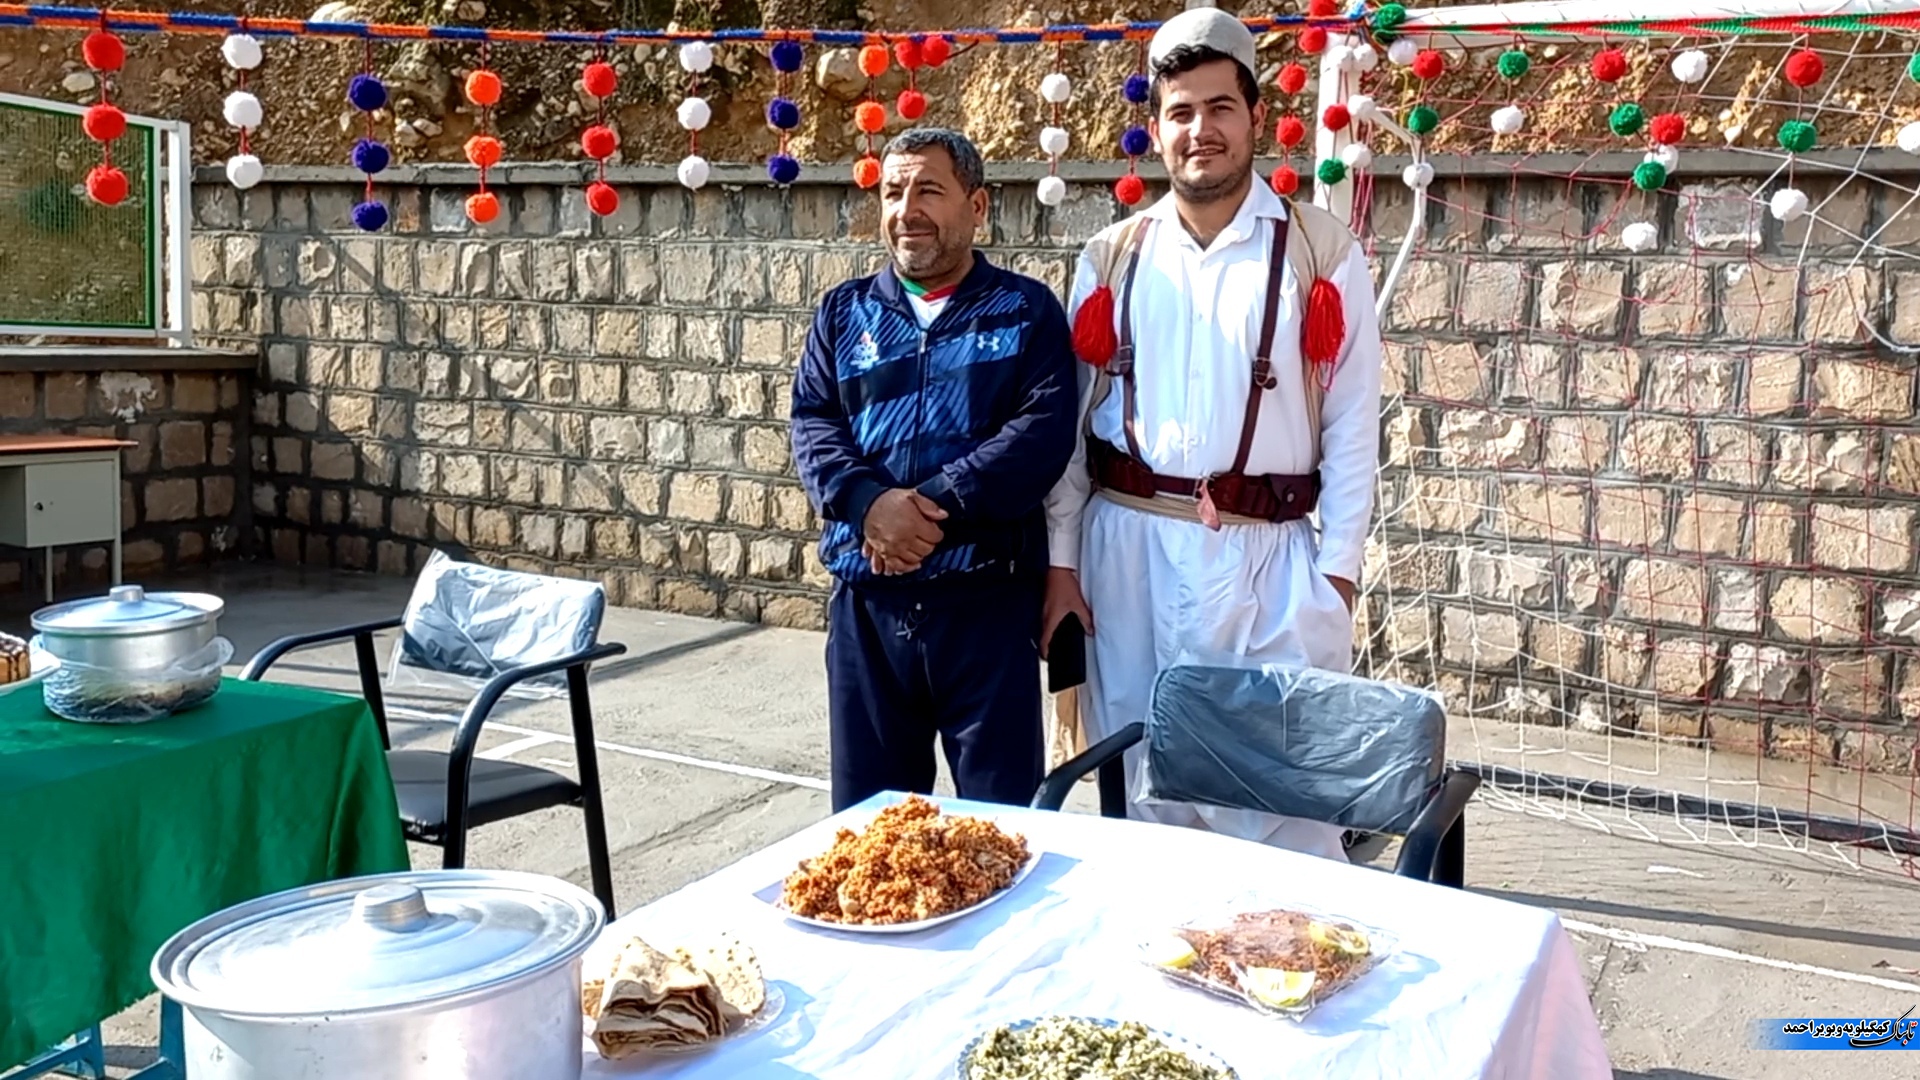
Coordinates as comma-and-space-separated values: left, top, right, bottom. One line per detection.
239, 617, 405, 681
447, 642, 629, 771
1393, 769, 1480, 881
1031, 722, 1144, 813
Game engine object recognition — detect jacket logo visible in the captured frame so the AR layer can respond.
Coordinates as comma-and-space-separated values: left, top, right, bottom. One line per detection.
852, 331, 881, 370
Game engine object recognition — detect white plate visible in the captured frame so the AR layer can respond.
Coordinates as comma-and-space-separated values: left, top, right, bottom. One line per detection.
953, 1015, 1238, 1079
588, 983, 785, 1063
773, 847, 1042, 935
0, 649, 59, 699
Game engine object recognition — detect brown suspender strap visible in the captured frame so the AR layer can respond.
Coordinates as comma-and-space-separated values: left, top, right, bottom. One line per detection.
1112, 227, 1148, 461
1229, 214, 1291, 476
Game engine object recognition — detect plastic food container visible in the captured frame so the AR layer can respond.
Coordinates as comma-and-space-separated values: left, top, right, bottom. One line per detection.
1139, 904, 1394, 1020
30, 584, 232, 723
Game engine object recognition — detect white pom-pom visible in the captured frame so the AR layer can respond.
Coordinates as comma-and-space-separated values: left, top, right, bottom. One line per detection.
1898, 120, 1920, 154
676, 96, 711, 132
1770, 187, 1809, 222
677, 154, 710, 190
1402, 162, 1434, 190
1037, 175, 1067, 207
678, 41, 714, 73
223, 91, 263, 131
1646, 144, 1680, 172
1040, 73, 1072, 104
1347, 95, 1379, 123
1621, 222, 1659, 253
1351, 45, 1378, 72
1039, 126, 1070, 157
1388, 39, 1419, 67
1340, 143, 1373, 170
1491, 104, 1525, 135
1325, 44, 1353, 71
225, 153, 263, 190
1671, 49, 1710, 84
221, 33, 263, 71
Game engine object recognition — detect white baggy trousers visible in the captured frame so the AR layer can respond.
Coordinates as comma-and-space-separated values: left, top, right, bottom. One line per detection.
1079, 492, 1355, 861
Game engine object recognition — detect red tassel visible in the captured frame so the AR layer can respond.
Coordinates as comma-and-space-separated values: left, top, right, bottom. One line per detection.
1303, 276, 1345, 380
1072, 285, 1118, 367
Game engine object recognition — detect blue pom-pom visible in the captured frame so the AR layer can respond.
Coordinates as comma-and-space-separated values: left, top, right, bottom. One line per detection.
766, 97, 801, 131
350, 138, 389, 175
351, 200, 388, 232
1123, 74, 1150, 104
347, 74, 387, 112
1120, 126, 1151, 157
768, 154, 800, 186
771, 41, 803, 73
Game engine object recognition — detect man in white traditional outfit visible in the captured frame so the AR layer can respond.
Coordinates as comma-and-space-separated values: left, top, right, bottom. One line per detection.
1041, 8, 1384, 860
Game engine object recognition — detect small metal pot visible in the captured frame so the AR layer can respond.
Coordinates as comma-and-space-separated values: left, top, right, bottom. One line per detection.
30, 584, 227, 723
151, 870, 605, 1080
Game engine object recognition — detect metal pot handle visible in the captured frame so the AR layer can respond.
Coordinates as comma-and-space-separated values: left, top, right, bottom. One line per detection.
352, 884, 436, 933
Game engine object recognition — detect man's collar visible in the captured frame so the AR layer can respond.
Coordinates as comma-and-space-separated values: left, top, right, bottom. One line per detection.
875, 249, 993, 305
1144, 176, 1289, 249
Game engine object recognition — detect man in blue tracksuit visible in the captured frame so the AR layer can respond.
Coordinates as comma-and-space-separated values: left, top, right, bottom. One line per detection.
791, 128, 1077, 812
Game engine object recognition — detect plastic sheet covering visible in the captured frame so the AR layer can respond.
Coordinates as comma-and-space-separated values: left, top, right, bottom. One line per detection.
34, 635, 233, 724
386, 551, 607, 701
1137, 658, 1448, 836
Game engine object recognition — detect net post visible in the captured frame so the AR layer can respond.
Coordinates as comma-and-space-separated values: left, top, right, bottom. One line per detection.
1312, 32, 1357, 227
163, 119, 194, 349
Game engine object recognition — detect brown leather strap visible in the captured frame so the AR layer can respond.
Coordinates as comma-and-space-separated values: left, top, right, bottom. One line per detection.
1231, 215, 1291, 476
1113, 227, 1148, 460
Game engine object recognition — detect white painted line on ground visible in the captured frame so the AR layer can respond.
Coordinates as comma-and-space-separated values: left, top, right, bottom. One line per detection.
1563, 918, 1920, 993
477, 733, 565, 761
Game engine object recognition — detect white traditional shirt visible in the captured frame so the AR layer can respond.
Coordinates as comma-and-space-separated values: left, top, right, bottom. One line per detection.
1042, 180, 1384, 584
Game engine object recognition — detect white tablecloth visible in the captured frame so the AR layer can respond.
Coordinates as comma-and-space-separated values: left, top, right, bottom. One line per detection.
582, 793, 1612, 1080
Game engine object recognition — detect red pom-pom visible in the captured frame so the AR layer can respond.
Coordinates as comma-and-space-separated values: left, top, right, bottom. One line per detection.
894, 39, 923, 70
854, 101, 887, 134
1321, 104, 1350, 132
1784, 49, 1825, 88
465, 70, 502, 108
466, 191, 500, 224
1114, 173, 1145, 206
1591, 49, 1627, 83
580, 125, 617, 160
1412, 50, 1445, 80
82, 103, 126, 143
858, 44, 889, 78
1303, 277, 1345, 369
86, 164, 128, 206
1275, 115, 1306, 149
1299, 27, 1328, 55
464, 134, 502, 169
896, 89, 927, 121
1309, 0, 1338, 15
1270, 166, 1300, 196
1072, 285, 1118, 366
1649, 112, 1686, 146
1277, 62, 1308, 95
585, 181, 618, 217
583, 61, 617, 98
853, 155, 881, 189
82, 30, 124, 73
922, 36, 952, 67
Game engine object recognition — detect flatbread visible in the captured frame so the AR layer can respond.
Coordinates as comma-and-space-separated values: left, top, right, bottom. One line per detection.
674, 939, 766, 1028
591, 938, 727, 1056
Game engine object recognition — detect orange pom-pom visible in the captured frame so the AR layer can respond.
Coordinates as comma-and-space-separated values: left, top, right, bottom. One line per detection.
582, 61, 617, 99
585, 181, 618, 217
86, 164, 128, 206
1276, 62, 1308, 95
854, 100, 887, 134
83, 103, 126, 143
82, 30, 124, 73
853, 155, 881, 189
1270, 166, 1300, 196
464, 134, 502, 169
1303, 277, 1345, 371
580, 125, 617, 160
465, 69, 502, 107
894, 39, 923, 70
466, 191, 500, 224
858, 44, 889, 78
1274, 115, 1306, 149
1072, 285, 1118, 367
1299, 27, 1328, 54
921, 36, 952, 67
896, 89, 927, 121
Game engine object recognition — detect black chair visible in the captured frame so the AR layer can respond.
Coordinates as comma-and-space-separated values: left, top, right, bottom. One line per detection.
1033, 662, 1478, 887
240, 554, 626, 915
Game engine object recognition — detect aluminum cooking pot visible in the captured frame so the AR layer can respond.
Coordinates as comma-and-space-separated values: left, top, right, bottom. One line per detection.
30, 585, 230, 723
150, 869, 605, 1080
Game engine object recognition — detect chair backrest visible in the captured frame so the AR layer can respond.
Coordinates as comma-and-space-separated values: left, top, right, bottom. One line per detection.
393, 551, 606, 695
1142, 663, 1447, 836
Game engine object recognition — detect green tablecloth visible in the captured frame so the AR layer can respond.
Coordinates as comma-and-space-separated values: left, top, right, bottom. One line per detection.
0, 677, 409, 1070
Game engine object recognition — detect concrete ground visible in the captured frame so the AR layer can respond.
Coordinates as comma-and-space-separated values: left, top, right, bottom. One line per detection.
14, 564, 1920, 1080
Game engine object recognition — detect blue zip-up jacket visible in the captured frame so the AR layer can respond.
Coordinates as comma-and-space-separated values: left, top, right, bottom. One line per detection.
790, 253, 1076, 594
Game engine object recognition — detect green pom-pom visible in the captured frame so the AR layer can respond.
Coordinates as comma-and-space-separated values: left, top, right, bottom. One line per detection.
1908, 53, 1920, 83
1778, 119, 1817, 153
1316, 158, 1348, 185
1497, 50, 1530, 80
1632, 160, 1668, 191
1372, 3, 1408, 31
1405, 105, 1440, 135
1609, 103, 1646, 137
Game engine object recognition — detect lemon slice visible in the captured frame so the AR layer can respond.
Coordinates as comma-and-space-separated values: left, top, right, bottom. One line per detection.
1308, 921, 1371, 957
1244, 967, 1316, 1009
1145, 937, 1199, 970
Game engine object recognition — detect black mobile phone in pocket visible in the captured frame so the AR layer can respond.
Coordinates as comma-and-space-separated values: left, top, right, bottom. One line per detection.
1047, 612, 1087, 693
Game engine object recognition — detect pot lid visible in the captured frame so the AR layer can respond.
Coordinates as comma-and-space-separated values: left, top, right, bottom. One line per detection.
32, 585, 223, 636
151, 870, 605, 1017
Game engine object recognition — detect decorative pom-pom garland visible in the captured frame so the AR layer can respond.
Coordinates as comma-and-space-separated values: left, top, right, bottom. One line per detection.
894, 36, 935, 125
851, 41, 890, 187
672, 41, 712, 202
1115, 42, 1150, 207
86, 163, 128, 206
1322, 104, 1351, 133
345, 48, 388, 230
1340, 143, 1373, 171
1411, 50, 1444, 80
1490, 104, 1524, 136
679, 40, 714, 74
1347, 95, 1380, 125
1115, 173, 1146, 206
1591, 48, 1628, 84
767, 42, 803, 187
1909, 52, 1920, 83
1317, 158, 1347, 185
1784, 49, 1825, 89
583, 60, 617, 99
1276, 62, 1308, 96
1270, 165, 1300, 196
1275, 115, 1307, 148
222, 28, 266, 193
222, 32, 263, 71
1402, 162, 1434, 190
1778, 119, 1818, 154
1609, 102, 1645, 138
585, 181, 618, 217
1899, 120, 1920, 154
897, 89, 927, 121
466, 191, 500, 225
1037, 174, 1066, 208
1405, 105, 1439, 136
226, 155, 263, 189
768, 153, 801, 185
581, 124, 618, 161
1621, 221, 1659, 253
1037, 49, 1073, 208
677, 155, 711, 190
80, 29, 128, 206
1672, 49, 1710, 84
1649, 113, 1687, 147
1769, 187, 1810, 222
853, 155, 881, 189
82, 29, 125, 73
463, 50, 504, 226
1632, 160, 1668, 191
1388, 40, 1419, 68
855, 101, 888, 135
1497, 49, 1530, 80
771, 40, 804, 74
1299, 26, 1328, 55
84, 103, 126, 142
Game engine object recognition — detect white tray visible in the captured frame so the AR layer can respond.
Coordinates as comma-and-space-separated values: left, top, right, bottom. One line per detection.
772, 847, 1041, 935
0, 649, 59, 699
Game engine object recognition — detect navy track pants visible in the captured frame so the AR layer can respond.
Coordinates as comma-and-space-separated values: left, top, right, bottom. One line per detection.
826, 580, 1045, 813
